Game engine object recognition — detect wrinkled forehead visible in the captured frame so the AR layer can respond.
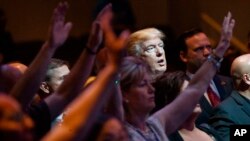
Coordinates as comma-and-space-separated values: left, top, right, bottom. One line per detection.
142, 38, 164, 47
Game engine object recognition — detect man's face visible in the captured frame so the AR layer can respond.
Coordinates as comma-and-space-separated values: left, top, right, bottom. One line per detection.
180, 33, 212, 73
141, 38, 167, 75
47, 65, 70, 91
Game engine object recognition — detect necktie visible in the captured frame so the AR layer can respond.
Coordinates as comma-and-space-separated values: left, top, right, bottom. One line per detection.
207, 86, 220, 107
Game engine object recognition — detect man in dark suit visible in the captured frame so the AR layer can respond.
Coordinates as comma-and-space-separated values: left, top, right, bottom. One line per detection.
209, 54, 250, 141
176, 28, 233, 125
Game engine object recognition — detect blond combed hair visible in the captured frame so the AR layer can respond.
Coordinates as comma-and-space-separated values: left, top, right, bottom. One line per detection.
126, 28, 165, 57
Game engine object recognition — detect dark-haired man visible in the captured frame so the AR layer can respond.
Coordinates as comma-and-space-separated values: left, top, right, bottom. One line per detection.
176, 28, 233, 125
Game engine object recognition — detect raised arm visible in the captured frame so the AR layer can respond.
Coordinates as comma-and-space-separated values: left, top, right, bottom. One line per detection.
42, 6, 129, 140
43, 4, 112, 120
155, 12, 235, 135
10, 2, 72, 109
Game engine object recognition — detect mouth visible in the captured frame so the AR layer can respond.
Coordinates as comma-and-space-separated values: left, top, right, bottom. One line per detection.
149, 96, 155, 101
157, 59, 165, 66
157, 59, 164, 63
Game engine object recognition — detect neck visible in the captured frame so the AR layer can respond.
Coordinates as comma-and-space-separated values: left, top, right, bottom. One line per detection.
186, 65, 199, 74
238, 89, 250, 100
152, 71, 164, 81
125, 111, 148, 131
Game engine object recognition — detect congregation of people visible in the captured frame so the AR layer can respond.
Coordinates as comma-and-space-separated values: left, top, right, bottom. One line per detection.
1, 1, 250, 141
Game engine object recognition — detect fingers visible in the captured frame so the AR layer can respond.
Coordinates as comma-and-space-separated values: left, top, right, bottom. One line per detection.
96, 3, 112, 21
91, 21, 101, 37
221, 11, 235, 37
52, 2, 68, 24
229, 19, 235, 30
64, 22, 73, 33
101, 10, 115, 45
118, 30, 130, 47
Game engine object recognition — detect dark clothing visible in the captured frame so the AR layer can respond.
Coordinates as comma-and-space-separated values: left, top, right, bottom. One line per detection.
209, 91, 250, 141
26, 100, 51, 140
168, 124, 222, 141
194, 75, 233, 125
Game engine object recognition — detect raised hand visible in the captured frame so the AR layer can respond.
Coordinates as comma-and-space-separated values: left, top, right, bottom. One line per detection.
99, 4, 130, 66
48, 2, 72, 48
215, 12, 235, 57
86, 4, 112, 54
86, 21, 103, 53
221, 12, 235, 41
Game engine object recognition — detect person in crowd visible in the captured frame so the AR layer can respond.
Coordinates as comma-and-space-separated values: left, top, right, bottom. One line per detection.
126, 28, 167, 80
0, 62, 27, 93
176, 27, 234, 125
3, 1, 74, 139
8, 62, 28, 74
27, 2, 111, 140
154, 71, 222, 141
209, 54, 250, 141
0, 94, 34, 141
0, 64, 23, 93
34, 58, 70, 104
43, 59, 70, 94
9, 1, 72, 109
42, 4, 130, 140
119, 12, 234, 141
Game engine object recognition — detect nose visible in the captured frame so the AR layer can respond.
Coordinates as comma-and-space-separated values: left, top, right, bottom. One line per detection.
156, 46, 163, 57
203, 46, 211, 57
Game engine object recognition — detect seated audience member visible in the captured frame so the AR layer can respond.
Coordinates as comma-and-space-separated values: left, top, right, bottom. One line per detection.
0, 62, 27, 93
10, 1, 72, 109
86, 115, 128, 141
126, 28, 167, 80
154, 71, 222, 141
176, 27, 234, 125
42, 4, 130, 140
119, 12, 234, 141
0, 64, 23, 93
8, 2, 72, 139
29, 2, 111, 140
8, 62, 28, 74
32, 58, 70, 104
209, 54, 250, 141
0, 94, 33, 141
40, 59, 70, 97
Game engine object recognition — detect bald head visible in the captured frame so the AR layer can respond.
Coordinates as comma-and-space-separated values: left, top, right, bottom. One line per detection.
0, 64, 23, 93
8, 62, 27, 74
231, 54, 250, 88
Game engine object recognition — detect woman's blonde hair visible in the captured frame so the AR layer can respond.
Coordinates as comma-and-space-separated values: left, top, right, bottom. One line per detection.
119, 56, 152, 92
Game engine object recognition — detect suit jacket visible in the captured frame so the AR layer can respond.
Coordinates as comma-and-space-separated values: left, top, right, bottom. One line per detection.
209, 91, 250, 141
185, 74, 233, 125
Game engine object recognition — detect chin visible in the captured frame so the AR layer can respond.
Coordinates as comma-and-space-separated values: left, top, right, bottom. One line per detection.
156, 68, 166, 73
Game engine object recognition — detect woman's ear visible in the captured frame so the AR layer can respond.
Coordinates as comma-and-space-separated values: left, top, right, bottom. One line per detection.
122, 91, 130, 103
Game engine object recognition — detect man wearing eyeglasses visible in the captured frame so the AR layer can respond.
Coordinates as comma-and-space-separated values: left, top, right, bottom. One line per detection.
176, 28, 234, 125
